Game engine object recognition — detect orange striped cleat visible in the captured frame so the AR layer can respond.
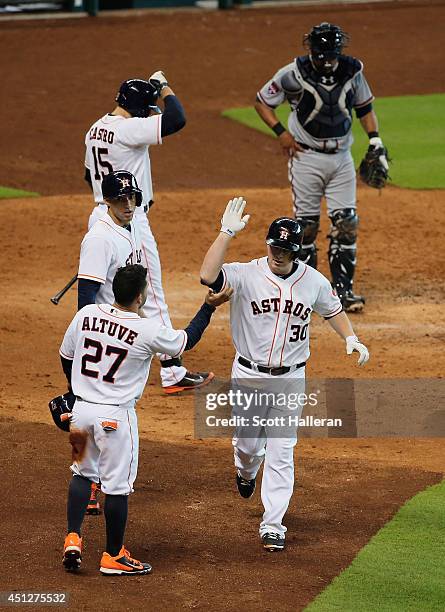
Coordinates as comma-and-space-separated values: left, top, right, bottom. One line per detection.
100, 546, 152, 576
163, 371, 214, 395
63, 532, 82, 571
86, 482, 101, 515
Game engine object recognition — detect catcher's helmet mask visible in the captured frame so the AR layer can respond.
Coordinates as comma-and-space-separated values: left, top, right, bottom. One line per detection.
304, 22, 349, 66
266, 217, 304, 260
116, 78, 160, 118
102, 170, 143, 207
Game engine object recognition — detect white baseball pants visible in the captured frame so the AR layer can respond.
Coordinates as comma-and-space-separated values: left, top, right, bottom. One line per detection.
70, 399, 139, 496
231, 357, 305, 538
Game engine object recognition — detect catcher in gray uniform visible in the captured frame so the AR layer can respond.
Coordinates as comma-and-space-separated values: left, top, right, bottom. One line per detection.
255, 22, 389, 312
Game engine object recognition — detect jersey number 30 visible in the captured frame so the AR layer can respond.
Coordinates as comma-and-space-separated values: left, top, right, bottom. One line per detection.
289, 323, 308, 342
81, 338, 127, 384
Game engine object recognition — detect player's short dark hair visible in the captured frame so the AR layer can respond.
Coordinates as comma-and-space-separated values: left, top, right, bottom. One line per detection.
112, 264, 147, 307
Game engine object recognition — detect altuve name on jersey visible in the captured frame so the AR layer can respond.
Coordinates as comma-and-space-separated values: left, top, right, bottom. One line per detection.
88, 127, 115, 144
81, 316, 139, 346
251, 298, 311, 320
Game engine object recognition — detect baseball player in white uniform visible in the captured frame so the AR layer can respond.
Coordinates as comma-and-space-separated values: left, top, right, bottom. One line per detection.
60, 264, 231, 574
255, 23, 388, 313
84, 71, 209, 392
200, 197, 369, 551
77, 170, 214, 515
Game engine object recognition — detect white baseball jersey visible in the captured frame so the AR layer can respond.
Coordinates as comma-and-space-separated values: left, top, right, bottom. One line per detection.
221, 257, 342, 367
60, 303, 187, 405
78, 214, 143, 306
85, 113, 162, 211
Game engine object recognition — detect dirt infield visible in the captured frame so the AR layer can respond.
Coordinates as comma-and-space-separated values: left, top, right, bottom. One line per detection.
1, 187, 444, 609
1, 2, 444, 610
1, 1, 444, 195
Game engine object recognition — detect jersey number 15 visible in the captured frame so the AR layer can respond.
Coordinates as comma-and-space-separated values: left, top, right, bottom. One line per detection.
92, 146, 113, 180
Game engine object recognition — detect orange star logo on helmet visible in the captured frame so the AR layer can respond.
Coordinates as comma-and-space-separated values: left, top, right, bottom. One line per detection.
120, 178, 131, 188
280, 228, 290, 240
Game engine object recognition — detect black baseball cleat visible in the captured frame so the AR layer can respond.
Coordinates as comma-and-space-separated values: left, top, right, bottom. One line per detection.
236, 471, 256, 499
342, 291, 365, 313
262, 532, 285, 552
163, 371, 214, 395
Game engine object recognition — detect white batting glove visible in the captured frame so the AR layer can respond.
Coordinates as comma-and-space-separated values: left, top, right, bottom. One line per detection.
220, 197, 250, 237
346, 335, 370, 366
369, 136, 389, 171
149, 70, 168, 86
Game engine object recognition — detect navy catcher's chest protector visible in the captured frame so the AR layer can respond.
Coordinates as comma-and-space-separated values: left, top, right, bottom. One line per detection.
295, 55, 361, 139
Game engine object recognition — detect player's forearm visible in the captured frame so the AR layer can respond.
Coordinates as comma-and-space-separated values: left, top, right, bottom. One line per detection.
78, 278, 100, 311
359, 110, 379, 136
161, 95, 186, 136
254, 100, 280, 130
60, 356, 73, 390
183, 302, 216, 351
200, 233, 233, 285
327, 311, 355, 340
160, 85, 175, 99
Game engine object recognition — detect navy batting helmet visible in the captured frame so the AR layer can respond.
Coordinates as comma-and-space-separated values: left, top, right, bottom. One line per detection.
266, 218, 303, 257
102, 171, 143, 207
303, 22, 349, 60
116, 79, 160, 118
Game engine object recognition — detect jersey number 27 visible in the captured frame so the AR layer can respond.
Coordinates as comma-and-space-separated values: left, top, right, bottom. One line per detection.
81, 338, 127, 384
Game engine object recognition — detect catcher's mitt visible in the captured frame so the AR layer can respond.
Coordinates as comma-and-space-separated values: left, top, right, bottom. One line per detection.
48, 391, 75, 432
359, 145, 390, 189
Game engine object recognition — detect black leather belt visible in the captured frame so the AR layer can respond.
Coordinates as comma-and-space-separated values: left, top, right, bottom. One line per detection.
298, 142, 338, 155
238, 356, 306, 376
76, 396, 119, 406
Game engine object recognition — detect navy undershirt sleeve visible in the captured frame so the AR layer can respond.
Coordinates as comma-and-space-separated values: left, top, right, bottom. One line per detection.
161, 95, 186, 137
78, 278, 101, 311
60, 356, 73, 389
201, 270, 224, 292
184, 302, 216, 351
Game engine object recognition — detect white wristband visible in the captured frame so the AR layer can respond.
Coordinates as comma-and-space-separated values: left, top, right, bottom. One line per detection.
369, 136, 383, 148
220, 228, 235, 238
346, 335, 359, 343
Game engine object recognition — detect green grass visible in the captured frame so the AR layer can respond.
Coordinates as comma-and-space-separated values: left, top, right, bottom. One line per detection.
304, 480, 445, 612
0, 186, 39, 199
222, 93, 445, 189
